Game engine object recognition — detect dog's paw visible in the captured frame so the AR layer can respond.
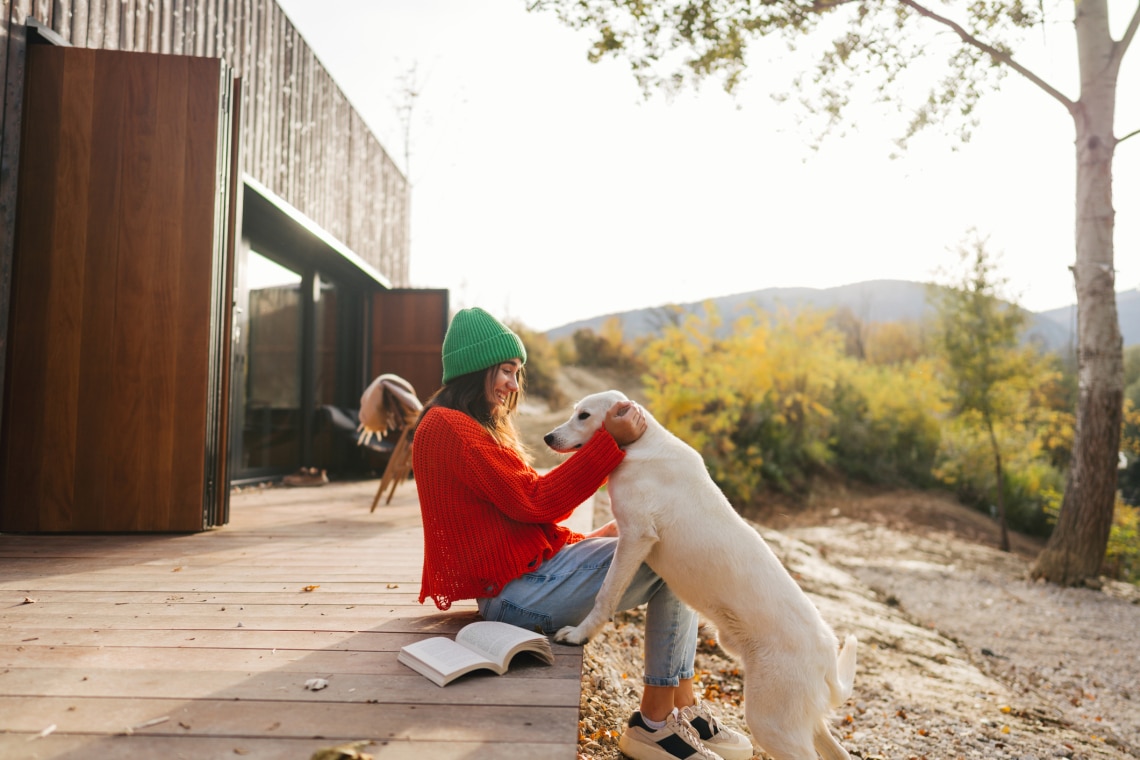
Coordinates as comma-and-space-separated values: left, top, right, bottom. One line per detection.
554, 624, 591, 645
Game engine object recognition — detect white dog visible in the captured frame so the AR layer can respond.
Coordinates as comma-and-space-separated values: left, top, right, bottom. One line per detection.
545, 390, 857, 760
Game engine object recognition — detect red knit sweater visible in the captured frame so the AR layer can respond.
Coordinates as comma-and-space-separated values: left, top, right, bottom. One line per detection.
412, 406, 625, 610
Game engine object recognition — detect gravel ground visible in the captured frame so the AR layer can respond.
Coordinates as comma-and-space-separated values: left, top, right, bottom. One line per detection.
574, 488, 1140, 760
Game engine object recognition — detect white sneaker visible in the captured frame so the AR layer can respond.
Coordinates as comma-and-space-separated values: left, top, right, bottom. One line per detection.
679, 703, 754, 760
619, 710, 725, 760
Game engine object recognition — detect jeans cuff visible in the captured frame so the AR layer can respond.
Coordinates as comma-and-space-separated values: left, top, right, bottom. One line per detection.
642, 669, 694, 688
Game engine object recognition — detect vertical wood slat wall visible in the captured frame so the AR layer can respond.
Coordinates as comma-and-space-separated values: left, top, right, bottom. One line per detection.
2, 0, 408, 283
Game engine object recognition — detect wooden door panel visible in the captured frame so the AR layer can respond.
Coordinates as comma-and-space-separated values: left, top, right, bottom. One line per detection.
74, 49, 130, 529
369, 289, 448, 405
1, 47, 232, 532
5, 45, 91, 530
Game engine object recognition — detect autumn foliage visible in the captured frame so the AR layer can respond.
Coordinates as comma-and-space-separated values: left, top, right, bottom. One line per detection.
531, 303, 1139, 582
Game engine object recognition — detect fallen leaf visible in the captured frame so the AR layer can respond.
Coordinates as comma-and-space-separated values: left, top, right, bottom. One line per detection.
172, 567, 182, 572
304, 678, 330, 691
303, 585, 320, 592
29, 724, 56, 741
21, 597, 37, 605
386, 583, 398, 589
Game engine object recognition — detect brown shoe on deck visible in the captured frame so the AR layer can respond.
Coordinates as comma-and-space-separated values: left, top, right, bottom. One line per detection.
282, 467, 329, 487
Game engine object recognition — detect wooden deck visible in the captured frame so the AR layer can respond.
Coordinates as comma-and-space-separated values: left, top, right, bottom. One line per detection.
0, 480, 589, 759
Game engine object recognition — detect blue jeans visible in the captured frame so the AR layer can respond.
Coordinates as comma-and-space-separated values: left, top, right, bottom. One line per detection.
476, 537, 698, 687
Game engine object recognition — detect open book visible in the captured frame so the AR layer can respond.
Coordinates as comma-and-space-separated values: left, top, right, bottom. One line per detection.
397, 620, 554, 687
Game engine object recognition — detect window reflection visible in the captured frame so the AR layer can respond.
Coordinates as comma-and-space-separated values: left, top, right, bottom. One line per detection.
242, 251, 302, 469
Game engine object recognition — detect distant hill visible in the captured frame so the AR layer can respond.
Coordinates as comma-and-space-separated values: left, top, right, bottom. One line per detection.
545, 279, 1140, 351
1037, 288, 1140, 348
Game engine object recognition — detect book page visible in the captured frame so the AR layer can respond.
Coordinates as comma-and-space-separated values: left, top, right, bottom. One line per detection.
402, 636, 495, 674
455, 621, 551, 666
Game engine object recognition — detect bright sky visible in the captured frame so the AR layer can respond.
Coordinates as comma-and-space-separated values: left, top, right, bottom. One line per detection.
274, 0, 1138, 332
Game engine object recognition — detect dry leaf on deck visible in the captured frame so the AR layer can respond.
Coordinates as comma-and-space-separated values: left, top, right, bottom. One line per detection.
304, 678, 330, 691
303, 585, 320, 592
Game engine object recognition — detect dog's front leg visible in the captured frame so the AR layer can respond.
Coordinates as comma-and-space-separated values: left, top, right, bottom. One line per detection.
554, 526, 657, 645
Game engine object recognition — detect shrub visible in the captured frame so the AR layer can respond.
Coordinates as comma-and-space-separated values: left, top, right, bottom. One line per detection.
933, 417, 1063, 536
571, 318, 646, 374
1103, 497, 1140, 583
507, 321, 568, 409
828, 359, 945, 487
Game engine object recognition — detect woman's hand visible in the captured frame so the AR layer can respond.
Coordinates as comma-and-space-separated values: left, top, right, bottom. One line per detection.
604, 401, 647, 448
584, 520, 619, 539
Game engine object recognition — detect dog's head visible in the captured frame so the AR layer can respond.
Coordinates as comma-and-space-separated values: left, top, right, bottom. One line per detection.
544, 390, 630, 453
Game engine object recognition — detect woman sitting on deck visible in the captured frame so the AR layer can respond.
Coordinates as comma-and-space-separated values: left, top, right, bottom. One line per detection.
411, 307, 752, 760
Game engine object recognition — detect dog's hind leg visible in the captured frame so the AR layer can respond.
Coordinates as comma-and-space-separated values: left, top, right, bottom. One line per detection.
554, 524, 658, 645
812, 718, 851, 760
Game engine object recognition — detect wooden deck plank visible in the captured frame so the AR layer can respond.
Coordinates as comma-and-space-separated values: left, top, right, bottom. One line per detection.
3, 590, 436, 605
0, 480, 594, 760
1, 735, 572, 760
0, 696, 580, 741
0, 644, 584, 678
0, 628, 593, 654
0, 667, 580, 705
0, 609, 473, 631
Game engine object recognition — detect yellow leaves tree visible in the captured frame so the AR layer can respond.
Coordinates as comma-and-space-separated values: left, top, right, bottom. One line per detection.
930, 237, 1057, 551
642, 304, 889, 502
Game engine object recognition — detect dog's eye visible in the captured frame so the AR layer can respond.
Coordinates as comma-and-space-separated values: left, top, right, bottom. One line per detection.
577, 412, 590, 421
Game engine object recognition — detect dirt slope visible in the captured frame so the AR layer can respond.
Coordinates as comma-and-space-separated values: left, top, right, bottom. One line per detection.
578, 488, 1139, 760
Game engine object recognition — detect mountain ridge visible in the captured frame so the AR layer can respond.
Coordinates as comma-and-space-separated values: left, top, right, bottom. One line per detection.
544, 279, 1140, 350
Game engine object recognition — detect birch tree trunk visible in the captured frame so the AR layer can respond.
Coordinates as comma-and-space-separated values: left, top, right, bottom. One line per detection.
1030, 0, 1124, 585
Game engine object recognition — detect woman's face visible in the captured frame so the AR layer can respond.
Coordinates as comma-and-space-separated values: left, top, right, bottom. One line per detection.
487, 359, 523, 409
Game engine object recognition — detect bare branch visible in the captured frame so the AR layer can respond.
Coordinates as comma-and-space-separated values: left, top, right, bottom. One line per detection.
1114, 0, 1140, 64
896, 0, 1075, 114
1119, 126, 1140, 146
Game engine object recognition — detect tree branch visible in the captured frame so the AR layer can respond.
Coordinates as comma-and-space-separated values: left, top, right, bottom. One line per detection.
896, 0, 1076, 114
1114, 0, 1140, 65
1119, 126, 1140, 146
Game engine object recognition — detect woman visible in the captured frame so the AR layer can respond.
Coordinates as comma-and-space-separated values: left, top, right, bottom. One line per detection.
412, 307, 751, 760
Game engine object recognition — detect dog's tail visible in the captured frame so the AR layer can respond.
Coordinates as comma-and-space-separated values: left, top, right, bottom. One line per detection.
828, 634, 858, 706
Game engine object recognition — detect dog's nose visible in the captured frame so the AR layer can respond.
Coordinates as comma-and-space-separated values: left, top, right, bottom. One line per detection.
543, 433, 554, 445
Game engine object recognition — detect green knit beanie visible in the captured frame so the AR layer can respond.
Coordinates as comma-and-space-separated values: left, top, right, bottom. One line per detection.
441, 307, 527, 384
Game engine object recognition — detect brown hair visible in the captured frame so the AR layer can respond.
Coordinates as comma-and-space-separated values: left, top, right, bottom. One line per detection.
418, 363, 530, 462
